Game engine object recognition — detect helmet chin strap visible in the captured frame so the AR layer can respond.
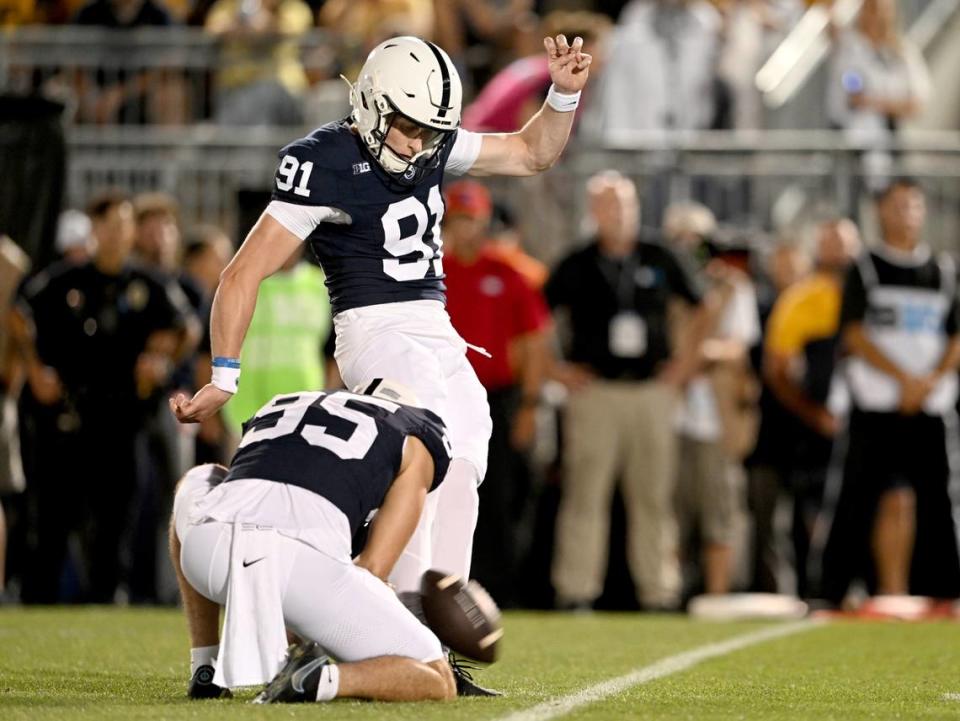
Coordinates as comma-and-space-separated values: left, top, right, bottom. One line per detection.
370, 111, 408, 173
375, 112, 441, 176
378, 141, 412, 174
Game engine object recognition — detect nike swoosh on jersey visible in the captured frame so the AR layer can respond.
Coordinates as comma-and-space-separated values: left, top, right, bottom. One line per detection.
242, 557, 266, 568
291, 656, 329, 693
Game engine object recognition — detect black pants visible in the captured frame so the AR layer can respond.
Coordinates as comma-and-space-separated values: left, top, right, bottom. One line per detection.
746, 463, 784, 594
747, 462, 829, 599
21, 400, 138, 604
817, 411, 960, 603
470, 386, 531, 607
130, 404, 180, 603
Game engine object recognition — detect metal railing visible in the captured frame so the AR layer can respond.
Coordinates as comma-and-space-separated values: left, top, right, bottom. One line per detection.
0, 27, 343, 125
6, 6, 958, 129
61, 127, 960, 259
755, 0, 863, 112
756, 0, 959, 117
66, 125, 285, 230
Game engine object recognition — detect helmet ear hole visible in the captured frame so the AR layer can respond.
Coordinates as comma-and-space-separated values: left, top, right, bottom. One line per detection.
360, 91, 369, 110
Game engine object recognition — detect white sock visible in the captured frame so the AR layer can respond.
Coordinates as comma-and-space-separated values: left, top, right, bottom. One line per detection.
431, 459, 480, 579
315, 664, 340, 702
190, 644, 219, 675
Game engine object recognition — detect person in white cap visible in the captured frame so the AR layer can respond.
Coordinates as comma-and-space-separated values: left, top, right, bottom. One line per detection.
55, 209, 93, 265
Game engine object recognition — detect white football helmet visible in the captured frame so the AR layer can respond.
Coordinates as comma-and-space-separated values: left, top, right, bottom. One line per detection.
346, 36, 463, 184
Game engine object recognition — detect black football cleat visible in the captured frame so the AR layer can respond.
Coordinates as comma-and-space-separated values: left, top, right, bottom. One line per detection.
187, 664, 231, 699
253, 641, 330, 704
449, 653, 503, 697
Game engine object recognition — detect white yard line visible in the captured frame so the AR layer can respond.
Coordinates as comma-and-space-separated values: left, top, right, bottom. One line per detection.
495, 620, 820, 721
943, 693, 960, 702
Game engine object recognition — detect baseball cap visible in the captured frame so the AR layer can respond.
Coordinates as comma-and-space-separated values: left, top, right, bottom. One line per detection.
56, 210, 92, 254
444, 180, 492, 219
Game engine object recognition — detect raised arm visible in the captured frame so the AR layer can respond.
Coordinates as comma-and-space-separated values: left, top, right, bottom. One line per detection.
170, 213, 302, 423
467, 35, 592, 177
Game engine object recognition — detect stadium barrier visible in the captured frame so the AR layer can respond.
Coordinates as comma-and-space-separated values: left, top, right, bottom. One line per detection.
0, 27, 344, 125
3, 27, 958, 251
62, 127, 960, 257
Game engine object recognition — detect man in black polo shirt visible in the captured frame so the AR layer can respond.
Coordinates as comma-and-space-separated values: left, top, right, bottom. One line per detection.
18, 190, 198, 603
818, 178, 960, 605
546, 170, 709, 610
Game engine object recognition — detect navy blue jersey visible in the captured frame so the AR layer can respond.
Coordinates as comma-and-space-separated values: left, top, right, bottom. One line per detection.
225, 390, 452, 534
271, 120, 460, 315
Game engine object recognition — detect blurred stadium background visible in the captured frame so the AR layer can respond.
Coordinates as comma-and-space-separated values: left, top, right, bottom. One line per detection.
2, 0, 960, 700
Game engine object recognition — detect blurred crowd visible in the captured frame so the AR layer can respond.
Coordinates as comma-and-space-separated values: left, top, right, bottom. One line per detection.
0, 0, 955, 611
0, 190, 334, 603
1, 168, 959, 613
1, 0, 935, 145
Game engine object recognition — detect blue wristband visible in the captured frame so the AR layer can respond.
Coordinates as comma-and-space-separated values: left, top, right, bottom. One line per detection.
212, 356, 241, 369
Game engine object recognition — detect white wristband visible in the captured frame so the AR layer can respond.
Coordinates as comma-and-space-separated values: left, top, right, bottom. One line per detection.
211, 364, 240, 394
546, 84, 581, 112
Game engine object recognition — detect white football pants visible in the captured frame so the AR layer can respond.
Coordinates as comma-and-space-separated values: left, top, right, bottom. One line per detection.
175, 474, 443, 664
334, 300, 492, 591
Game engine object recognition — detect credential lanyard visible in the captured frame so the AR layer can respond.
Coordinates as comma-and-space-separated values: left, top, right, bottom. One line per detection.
596, 250, 640, 311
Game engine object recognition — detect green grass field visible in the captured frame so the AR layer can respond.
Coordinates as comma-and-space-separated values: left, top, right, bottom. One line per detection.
2, 608, 960, 720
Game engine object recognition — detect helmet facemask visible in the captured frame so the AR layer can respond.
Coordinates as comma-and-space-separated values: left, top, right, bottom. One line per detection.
352, 83, 454, 186
372, 108, 455, 186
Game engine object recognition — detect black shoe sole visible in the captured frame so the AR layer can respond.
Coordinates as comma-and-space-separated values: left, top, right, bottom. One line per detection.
456, 679, 504, 697
188, 665, 232, 700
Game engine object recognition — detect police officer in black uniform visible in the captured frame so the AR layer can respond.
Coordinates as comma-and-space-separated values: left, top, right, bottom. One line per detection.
18, 190, 197, 603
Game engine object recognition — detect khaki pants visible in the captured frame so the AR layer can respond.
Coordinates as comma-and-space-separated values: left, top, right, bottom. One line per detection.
552, 380, 681, 607
675, 435, 741, 547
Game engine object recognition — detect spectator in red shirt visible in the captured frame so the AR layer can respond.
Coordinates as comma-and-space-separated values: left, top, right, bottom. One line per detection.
487, 202, 549, 291
443, 179, 550, 606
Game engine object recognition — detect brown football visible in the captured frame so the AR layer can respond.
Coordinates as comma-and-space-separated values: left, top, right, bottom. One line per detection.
420, 569, 503, 664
